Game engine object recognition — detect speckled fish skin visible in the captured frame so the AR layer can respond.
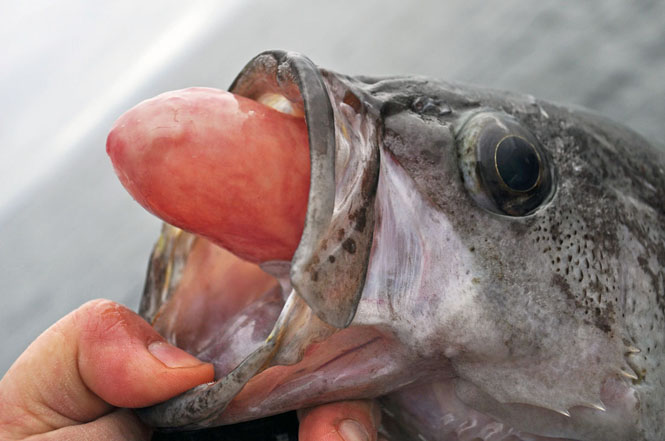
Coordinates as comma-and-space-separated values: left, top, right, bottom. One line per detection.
137, 52, 665, 441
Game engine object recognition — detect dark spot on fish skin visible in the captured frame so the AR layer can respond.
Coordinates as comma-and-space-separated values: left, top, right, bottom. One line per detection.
360, 162, 378, 200
593, 303, 615, 334
342, 238, 357, 254
552, 273, 576, 305
310, 271, 319, 282
337, 228, 345, 241
349, 206, 368, 233
328, 255, 336, 263
380, 100, 408, 119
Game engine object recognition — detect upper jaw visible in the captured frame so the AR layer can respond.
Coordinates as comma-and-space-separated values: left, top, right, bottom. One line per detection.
230, 50, 381, 330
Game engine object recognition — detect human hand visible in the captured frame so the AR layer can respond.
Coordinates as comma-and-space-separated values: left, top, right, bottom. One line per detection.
0, 300, 380, 441
0, 299, 212, 440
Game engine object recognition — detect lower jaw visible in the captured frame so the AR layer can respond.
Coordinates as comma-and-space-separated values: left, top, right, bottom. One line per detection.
383, 381, 578, 441
145, 237, 632, 440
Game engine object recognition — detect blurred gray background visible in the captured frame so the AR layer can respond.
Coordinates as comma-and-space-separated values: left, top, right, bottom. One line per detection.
1, 0, 664, 374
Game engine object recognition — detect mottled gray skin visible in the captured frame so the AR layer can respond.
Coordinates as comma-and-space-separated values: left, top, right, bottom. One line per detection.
346, 74, 665, 440
138, 52, 665, 440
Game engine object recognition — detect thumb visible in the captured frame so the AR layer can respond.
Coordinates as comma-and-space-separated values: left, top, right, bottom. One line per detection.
0, 299, 213, 438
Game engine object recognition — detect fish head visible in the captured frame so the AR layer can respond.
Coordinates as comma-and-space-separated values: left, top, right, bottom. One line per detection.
135, 51, 665, 440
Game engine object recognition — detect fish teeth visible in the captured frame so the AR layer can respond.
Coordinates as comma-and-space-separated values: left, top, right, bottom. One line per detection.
553, 408, 571, 417
620, 368, 639, 380
625, 346, 641, 354
572, 400, 607, 412
592, 402, 607, 412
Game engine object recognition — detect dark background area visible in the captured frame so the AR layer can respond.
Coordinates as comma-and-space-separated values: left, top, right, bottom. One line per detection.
1, 0, 664, 375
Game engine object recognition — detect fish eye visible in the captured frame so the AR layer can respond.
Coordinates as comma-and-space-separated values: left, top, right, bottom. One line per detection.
494, 135, 541, 192
456, 111, 554, 216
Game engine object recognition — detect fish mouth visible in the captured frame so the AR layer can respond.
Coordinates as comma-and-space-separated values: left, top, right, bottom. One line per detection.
132, 52, 636, 440
136, 51, 382, 430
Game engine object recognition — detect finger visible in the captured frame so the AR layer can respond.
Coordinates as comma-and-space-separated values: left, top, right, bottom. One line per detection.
298, 400, 380, 441
33, 409, 151, 441
0, 299, 213, 438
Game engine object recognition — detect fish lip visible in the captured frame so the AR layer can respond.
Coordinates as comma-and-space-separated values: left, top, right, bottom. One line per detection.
231, 50, 379, 329
229, 50, 341, 326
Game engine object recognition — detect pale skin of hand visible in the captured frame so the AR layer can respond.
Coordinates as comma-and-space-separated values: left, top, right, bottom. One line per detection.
0, 300, 380, 441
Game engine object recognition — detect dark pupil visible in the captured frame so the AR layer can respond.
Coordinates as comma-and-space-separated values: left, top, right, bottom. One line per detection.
495, 136, 540, 191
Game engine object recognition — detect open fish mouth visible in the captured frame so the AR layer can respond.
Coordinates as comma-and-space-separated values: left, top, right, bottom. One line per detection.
108, 50, 658, 440
134, 50, 383, 430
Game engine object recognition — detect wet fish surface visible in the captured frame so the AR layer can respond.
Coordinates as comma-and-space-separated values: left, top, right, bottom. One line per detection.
126, 51, 665, 441
151, 411, 298, 441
